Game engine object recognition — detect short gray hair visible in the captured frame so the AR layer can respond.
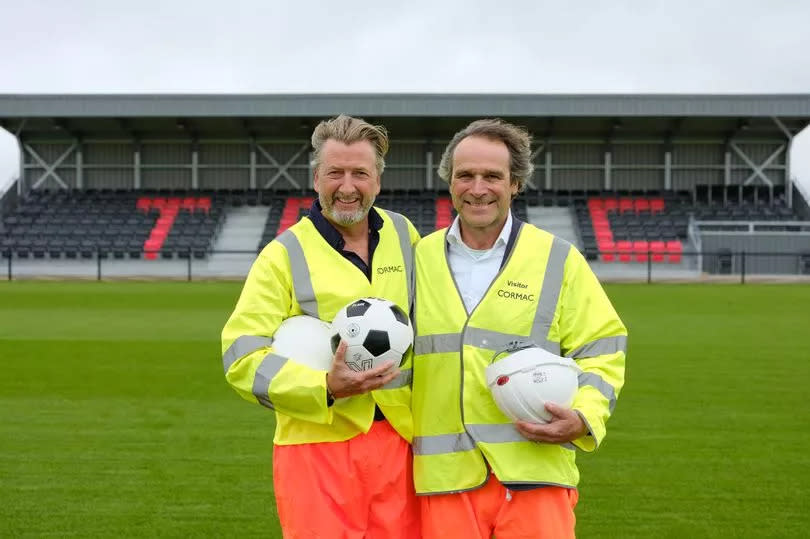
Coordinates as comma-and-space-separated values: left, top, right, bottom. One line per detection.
310, 114, 389, 175
437, 118, 534, 193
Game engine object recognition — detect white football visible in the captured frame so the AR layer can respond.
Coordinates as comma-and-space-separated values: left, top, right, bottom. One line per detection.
330, 297, 413, 372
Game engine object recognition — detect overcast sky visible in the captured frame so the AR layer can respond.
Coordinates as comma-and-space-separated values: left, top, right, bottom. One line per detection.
1, 0, 809, 191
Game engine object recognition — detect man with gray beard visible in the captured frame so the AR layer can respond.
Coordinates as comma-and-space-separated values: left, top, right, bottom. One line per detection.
222, 115, 421, 538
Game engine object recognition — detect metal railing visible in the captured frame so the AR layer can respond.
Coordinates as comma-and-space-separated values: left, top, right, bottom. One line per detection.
4, 248, 810, 284
695, 220, 810, 233
585, 250, 810, 284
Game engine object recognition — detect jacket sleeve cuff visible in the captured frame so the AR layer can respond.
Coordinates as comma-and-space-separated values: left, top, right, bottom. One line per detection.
572, 408, 604, 452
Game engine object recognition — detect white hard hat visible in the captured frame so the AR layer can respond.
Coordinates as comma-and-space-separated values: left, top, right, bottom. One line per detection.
485, 345, 582, 424
272, 315, 334, 371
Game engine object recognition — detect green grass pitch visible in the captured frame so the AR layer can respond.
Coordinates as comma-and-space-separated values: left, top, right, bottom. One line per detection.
1, 282, 809, 538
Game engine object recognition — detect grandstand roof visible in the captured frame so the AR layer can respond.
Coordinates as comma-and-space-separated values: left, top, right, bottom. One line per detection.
2, 93, 809, 140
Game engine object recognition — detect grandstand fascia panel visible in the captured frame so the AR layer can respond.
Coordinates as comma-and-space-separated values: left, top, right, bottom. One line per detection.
552, 144, 603, 165
381, 168, 425, 190
673, 144, 726, 165
141, 143, 192, 165
2, 94, 810, 118
84, 168, 134, 190
141, 169, 191, 190
612, 144, 661, 165
82, 143, 135, 165
612, 169, 665, 191
197, 144, 250, 165
199, 169, 250, 190
552, 169, 603, 191
14, 136, 792, 147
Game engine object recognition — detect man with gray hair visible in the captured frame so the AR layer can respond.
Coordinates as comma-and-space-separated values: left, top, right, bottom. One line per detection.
222, 115, 420, 537
410, 118, 627, 538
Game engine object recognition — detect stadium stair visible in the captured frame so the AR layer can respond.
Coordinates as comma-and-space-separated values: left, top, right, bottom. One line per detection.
211, 206, 269, 253
526, 206, 581, 250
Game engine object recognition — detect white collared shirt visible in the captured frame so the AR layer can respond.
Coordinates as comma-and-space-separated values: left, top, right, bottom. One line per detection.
446, 212, 513, 314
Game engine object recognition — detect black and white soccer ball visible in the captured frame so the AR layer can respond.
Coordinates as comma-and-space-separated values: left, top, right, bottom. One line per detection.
330, 297, 413, 372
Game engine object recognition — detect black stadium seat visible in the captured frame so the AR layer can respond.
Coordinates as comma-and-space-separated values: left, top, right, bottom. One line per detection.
0, 190, 226, 261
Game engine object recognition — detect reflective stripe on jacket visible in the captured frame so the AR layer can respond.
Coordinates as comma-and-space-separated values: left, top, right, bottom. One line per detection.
222, 208, 419, 445
412, 222, 627, 494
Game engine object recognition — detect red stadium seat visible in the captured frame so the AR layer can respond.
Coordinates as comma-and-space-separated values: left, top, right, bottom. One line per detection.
617, 241, 632, 263
633, 241, 649, 262
435, 198, 454, 229
634, 199, 650, 214
666, 240, 683, 263
136, 197, 151, 212
590, 207, 609, 227
156, 215, 175, 226
143, 237, 162, 260
598, 240, 616, 262
603, 198, 618, 212
277, 197, 314, 234
140, 201, 182, 260
196, 197, 212, 213
595, 229, 613, 243
619, 198, 634, 214
650, 241, 666, 263
181, 197, 195, 211
159, 205, 178, 218
650, 198, 665, 214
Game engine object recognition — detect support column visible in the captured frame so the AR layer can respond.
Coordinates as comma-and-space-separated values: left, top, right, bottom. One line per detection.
17, 137, 24, 196
664, 149, 672, 190
544, 149, 552, 190
133, 142, 141, 189
249, 139, 257, 190
76, 140, 84, 189
786, 138, 793, 208
724, 147, 731, 186
191, 140, 199, 190
604, 148, 612, 190
426, 150, 433, 190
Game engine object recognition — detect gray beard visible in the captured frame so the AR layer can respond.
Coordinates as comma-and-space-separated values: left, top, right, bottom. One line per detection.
320, 193, 375, 226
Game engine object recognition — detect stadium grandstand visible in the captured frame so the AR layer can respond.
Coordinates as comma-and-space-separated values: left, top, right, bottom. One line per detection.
1, 93, 809, 280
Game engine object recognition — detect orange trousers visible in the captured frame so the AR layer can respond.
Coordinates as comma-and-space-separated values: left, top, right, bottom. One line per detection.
420, 473, 578, 539
272, 419, 419, 539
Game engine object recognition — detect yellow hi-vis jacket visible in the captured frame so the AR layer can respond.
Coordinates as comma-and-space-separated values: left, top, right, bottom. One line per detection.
412, 221, 627, 494
221, 208, 420, 445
